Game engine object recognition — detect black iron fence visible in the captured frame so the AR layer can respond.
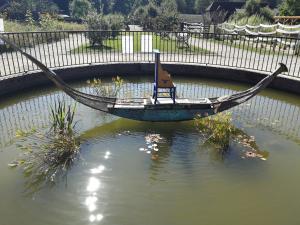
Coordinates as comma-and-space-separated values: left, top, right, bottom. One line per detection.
0, 30, 299, 78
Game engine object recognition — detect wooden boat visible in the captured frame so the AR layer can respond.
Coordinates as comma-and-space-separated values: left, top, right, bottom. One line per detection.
0, 35, 288, 122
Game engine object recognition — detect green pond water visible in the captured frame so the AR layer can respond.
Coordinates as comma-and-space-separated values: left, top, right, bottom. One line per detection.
0, 77, 299, 225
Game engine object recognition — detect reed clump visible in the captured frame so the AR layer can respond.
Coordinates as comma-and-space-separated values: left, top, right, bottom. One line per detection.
9, 100, 80, 194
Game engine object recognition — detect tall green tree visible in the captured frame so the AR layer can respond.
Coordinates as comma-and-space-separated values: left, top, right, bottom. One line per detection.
194, 0, 212, 14
111, 0, 135, 15
244, 0, 261, 15
185, 0, 195, 13
279, 0, 300, 16
70, 0, 92, 19
176, 0, 187, 13
6, 0, 58, 20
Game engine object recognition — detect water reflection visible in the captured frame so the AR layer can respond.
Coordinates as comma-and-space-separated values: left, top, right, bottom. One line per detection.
90, 165, 105, 174
85, 175, 103, 223
87, 177, 101, 192
0, 80, 299, 149
85, 161, 109, 223
104, 151, 110, 159
89, 214, 103, 222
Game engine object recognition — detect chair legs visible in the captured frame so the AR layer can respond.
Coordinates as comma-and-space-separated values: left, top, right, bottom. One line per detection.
153, 85, 176, 104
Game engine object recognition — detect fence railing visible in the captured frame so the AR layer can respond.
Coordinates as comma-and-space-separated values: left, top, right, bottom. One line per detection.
0, 30, 299, 79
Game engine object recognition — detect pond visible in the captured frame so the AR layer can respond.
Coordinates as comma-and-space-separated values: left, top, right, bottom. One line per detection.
0, 76, 300, 225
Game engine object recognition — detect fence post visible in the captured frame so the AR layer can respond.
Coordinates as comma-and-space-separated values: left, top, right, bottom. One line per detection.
0, 18, 4, 45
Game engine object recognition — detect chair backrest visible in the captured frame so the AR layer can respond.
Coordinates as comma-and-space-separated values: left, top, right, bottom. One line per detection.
154, 51, 174, 88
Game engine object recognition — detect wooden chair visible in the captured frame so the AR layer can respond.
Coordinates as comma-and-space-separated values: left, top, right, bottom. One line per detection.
153, 50, 176, 104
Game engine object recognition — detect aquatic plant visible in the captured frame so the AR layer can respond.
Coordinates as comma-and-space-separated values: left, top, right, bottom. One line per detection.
9, 100, 80, 194
195, 112, 268, 159
195, 112, 233, 151
87, 76, 124, 97
50, 101, 77, 135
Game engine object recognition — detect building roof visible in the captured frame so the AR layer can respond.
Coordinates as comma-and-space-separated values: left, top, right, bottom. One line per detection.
179, 14, 204, 24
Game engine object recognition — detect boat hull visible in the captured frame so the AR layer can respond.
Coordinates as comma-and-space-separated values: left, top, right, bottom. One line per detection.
109, 106, 215, 122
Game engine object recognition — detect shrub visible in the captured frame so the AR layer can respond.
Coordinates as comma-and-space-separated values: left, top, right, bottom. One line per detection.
131, 1, 179, 31
279, 0, 300, 16
1, 18, 86, 53
229, 0, 275, 24
105, 14, 125, 39
259, 7, 274, 22
86, 12, 110, 47
229, 13, 271, 26
245, 0, 261, 16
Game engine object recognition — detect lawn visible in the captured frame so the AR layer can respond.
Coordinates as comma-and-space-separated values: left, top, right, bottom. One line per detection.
71, 32, 210, 54
203, 35, 298, 56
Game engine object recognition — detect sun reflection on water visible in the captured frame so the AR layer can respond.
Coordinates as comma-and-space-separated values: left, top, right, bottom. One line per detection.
86, 177, 101, 192
104, 151, 111, 159
85, 160, 109, 223
89, 214, 103, 222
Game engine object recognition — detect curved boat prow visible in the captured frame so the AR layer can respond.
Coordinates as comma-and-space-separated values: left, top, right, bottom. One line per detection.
211, 63, 288, 113
0, 35, 116, 112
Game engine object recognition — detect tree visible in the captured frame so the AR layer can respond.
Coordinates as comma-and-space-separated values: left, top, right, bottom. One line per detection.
194, 0, 212, 14
5, 0, 58, 20
86, 12, 110, 46
245, 0, 261, 16
105, 14, 125, 38
131, 0, 179, 31
279, 0, 300, 16
111, 0, 135, 15
242, 0, 274, 22
156, 0, 179, 30
176, 0, 187, 13
185, 0, 195, 13
70, 0, 92, 19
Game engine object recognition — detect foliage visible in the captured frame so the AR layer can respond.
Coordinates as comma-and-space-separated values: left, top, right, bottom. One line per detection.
50, 101, 77, 135
87, 76, 124, 97
86, 12, 110, 46
195, 112, 233, 151
259, 7, 274, 22
245, 0, 261, 16
105, 14, 125, 39
229, 0, 275, 24
156, 0, 179, 31
70, 0, 93, 19
279, 0, 300, 16
9, 100, 80, 194
194, 0, 212, 14
111, 0, 136, 15
131, 0, 179, 31
85, 12, 125, 45
176, 0, 187, 12
203, 9, 227, 25
195, 112, 269, 160
5, 0, 59, 20
1, 16, 86, 53
229, 14, 270, 26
